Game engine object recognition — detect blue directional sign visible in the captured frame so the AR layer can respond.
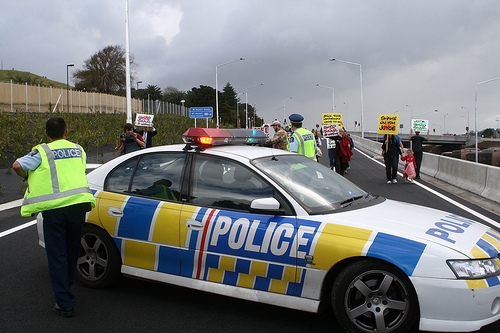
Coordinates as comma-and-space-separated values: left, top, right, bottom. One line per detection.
189, 107, 213, 118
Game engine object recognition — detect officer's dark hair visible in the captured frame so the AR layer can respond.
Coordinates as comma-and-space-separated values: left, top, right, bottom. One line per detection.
46, 117, 66, 139
291, 121, 302, 128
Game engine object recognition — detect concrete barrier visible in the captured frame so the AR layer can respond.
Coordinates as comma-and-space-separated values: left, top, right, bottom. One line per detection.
351, 135, 500, 205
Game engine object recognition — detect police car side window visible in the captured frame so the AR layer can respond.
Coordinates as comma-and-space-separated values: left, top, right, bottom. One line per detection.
105, 157, 140, 193
190, 155, 273, 211
129, 153, 185, 201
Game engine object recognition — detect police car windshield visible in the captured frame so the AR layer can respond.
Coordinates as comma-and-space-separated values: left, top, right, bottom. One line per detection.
252, 155, 368, 214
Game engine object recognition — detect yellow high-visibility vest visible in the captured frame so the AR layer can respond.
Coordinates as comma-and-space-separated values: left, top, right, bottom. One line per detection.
21, 139, 96, 217
288, 127, 317, 161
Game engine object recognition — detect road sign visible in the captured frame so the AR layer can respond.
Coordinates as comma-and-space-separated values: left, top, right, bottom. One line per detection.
189, 107, 213, 118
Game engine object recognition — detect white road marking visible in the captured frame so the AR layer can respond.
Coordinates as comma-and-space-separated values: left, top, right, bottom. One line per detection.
0, 220, 36, 238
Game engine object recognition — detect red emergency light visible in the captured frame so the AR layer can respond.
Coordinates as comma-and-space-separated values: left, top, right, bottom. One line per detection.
182, 128, 267, 146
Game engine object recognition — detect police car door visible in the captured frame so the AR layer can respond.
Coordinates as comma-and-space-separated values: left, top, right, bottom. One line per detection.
100, 152, 186, 275
180, 154, 302, 296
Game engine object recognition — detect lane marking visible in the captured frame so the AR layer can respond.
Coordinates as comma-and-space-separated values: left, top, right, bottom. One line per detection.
0, 199, 23, 211
355, 148, 500, 228
0, 220, 37, 239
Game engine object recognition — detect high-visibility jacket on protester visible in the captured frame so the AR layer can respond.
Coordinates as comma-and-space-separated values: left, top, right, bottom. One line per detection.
21, 140, 96, 217
288, 127, 317, 161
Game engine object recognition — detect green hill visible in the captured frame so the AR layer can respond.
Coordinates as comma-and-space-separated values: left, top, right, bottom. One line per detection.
0, 69, 70, 89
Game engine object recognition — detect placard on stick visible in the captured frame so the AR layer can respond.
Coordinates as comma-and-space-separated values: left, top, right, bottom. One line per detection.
135, 114, 154, 127
377, 115, 399, 135
322, 113, 343, 125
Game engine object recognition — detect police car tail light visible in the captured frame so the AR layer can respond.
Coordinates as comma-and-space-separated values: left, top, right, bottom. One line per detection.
182, 128, 267, 146
447, 258, 500, 279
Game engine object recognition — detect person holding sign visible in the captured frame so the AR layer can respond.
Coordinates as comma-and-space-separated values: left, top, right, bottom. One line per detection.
409, 129, 429, 179
135, 124, 157, 148
287, 114, 317, 161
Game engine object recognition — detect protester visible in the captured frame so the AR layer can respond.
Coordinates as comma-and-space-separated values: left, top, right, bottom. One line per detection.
401, 148, 417, 183
381, 134, 399, 184
340, 129, 353, 174
265, 120, 288, 150
409, 129, 430, 179
287, 114, 317, 161
118, 123, 145, 154
312, 128, 322, 161
135, 124, 157, 148
12, 117, 96, 317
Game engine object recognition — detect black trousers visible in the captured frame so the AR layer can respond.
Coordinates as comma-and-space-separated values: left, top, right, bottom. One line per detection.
42, 203, 88, 309
414, 151, 423, 178
384, 155, 399, 181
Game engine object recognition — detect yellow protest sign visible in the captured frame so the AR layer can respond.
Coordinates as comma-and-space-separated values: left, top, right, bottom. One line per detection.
322, 113, 343, 125
378, 115, 399, 134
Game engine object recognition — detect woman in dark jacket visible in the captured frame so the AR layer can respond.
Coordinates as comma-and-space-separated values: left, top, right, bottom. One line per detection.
381, 134, 399, 184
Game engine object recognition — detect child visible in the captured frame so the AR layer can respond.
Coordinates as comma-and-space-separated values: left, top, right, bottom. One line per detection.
401, 148, 417, 183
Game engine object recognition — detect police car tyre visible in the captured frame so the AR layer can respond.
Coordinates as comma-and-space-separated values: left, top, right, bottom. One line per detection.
76, 224, 122, 289
331, 259, 418, 333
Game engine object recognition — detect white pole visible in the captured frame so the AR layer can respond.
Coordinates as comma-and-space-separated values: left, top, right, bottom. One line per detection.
125, 0, 132, 123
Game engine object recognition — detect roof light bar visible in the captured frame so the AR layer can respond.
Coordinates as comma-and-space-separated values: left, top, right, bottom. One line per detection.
182, 128, 267, 146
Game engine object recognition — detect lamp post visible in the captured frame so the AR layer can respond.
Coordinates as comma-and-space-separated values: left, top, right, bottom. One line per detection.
443, 113, 449, 135
136, 80, 142, 90
215, 57, 245, 128
461, 107, 469, 138
330, 58, 363, 137
316, 84, 335, 112
245, 84, 263, 128
66, 63, 74, 113
283, 96, 292, 124
475, 77, 500, 162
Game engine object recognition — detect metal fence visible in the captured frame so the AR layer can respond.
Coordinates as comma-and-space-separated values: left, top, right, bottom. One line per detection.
0, 81, 188, 116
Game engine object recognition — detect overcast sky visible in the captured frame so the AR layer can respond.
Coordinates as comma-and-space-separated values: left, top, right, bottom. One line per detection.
2, 0, 500, 134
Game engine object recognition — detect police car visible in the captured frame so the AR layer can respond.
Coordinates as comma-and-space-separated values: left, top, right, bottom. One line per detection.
37, 128, 500, 332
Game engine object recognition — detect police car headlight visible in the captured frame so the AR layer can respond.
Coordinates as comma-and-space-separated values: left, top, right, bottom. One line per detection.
447, 259, 500, 279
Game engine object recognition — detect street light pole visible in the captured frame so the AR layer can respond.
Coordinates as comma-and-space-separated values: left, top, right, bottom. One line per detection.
443, 113, 449, 135
66, 64, 74, 113
474, 76, 500, 162
330, 58, 363, 138
245, 84, 263, 128
283, 96, 292, 124
216, 57, 245, 128
316, 84, 335, 112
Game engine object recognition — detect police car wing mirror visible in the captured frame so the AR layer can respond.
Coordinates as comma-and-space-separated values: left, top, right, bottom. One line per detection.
249, 198, 284, 215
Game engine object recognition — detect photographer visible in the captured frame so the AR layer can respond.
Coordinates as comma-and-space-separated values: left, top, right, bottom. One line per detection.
118, 123, 145, 155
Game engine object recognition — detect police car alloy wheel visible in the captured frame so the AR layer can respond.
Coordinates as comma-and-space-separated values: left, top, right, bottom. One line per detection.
331, 259, 418, 333
76, 224, 122, 289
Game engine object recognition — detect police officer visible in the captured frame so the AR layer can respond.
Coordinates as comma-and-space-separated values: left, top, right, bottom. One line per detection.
287, 113, 318, 161
12, 117, 96, 317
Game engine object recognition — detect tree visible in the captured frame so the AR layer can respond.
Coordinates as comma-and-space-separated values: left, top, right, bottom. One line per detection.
73, 45, 136, 94
222, 83, 238, 127
186, 85, 216, 109
136, 85, 162, 101
163, 86, 187, 105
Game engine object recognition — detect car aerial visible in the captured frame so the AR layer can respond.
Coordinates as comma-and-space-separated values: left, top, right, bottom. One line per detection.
37, 128, 500, 333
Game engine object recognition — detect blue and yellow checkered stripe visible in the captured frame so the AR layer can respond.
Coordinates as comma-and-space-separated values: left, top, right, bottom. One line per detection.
466, 229, 500, 289
202, 254, 305, 296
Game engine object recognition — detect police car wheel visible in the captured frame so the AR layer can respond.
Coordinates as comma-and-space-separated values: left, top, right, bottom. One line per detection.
76, 224, 121, 289
331, 259, 419, 333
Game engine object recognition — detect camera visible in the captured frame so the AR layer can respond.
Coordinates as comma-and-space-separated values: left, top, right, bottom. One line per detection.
120, 134, 136, 143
